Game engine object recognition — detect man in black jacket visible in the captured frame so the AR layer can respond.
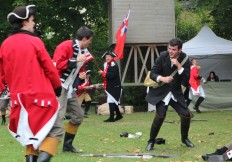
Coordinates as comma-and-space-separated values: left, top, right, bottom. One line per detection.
145, 38, 194, 151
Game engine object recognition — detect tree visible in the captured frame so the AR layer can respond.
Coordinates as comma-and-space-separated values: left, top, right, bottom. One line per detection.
0, 0, 109, 54
210, 0, 232, 40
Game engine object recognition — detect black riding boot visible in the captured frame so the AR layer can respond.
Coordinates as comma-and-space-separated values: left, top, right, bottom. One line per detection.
193, 97, 204, 113
114, 104, 123, 121
180, 115, 194, 147
202, 146, 228, 161
145, 114, 165, 151
186, 98, 192, 107
104, 103, 115, 122
84, 101, 91, 115
26, 155, 38, 162
37, 151, 52, 162
1, 115, 6, 125
63, 132, 78, 153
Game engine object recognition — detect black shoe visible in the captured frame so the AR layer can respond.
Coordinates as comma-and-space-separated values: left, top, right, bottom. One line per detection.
63, 145, 78, 153
145, 142, 154, 151
182, 138, 194, 147
154, 138, 166, 145
193, 106, 201, 113
84, 115, 88, 118
202, 154, 213, 161
114, 115, 123, 121
103, 118, 114, 122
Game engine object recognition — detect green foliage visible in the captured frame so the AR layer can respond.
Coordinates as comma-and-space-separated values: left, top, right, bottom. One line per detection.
0, 110, 231, 161
0, 0, 109, 54
176, 0, 215, 42
122, 86, 147, 112
210, 0, 232, 40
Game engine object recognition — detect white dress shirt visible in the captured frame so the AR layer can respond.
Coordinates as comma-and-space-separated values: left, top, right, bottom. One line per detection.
156, 61, 184, 105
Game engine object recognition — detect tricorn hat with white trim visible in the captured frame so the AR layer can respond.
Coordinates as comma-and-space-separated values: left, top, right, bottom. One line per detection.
7, 5, 36, 24
101, 50, 117, 59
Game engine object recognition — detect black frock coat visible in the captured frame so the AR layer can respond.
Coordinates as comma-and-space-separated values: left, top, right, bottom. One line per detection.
146, 51, 190, 108
105, 61, 121, 103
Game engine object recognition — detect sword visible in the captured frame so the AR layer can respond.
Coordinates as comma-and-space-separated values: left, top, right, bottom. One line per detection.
80, 153, 178, 158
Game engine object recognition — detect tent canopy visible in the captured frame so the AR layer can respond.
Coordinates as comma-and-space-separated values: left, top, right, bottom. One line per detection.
182, 26, 232, 80
183, 26, 232, 56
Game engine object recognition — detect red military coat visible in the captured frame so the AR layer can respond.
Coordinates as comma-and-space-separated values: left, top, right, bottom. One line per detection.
189, 65, 201, 94
0, 32, 61, 149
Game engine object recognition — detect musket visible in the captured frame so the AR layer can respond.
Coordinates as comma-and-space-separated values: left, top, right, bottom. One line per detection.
80, 153, 178, 159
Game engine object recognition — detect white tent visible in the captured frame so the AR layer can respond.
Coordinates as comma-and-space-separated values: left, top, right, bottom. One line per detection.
183, 26, 232, 80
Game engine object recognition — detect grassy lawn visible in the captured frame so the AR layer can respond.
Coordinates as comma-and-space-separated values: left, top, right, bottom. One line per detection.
0, 109, 231, 162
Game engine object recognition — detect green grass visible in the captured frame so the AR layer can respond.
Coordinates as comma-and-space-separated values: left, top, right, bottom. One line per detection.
0, 109, 231, 162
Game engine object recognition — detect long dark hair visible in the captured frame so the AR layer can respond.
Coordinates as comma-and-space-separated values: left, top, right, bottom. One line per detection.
209, 71, 216, 78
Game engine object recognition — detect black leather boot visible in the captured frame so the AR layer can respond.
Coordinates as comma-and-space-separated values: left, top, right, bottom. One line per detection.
84, 101, 91, 117
63, 132, 78, 153
1, 115, 6, 125
145, 114, 165, 151
114, 104, 123, 121
202, 146, 228, 161
180, 115, 194, 147
193, 97, 204, 113
185, 98, 192, 107
184, 87, 191, 106
26, 155, 38, 162
37, 151, 52, 162
104, 103, 115, 122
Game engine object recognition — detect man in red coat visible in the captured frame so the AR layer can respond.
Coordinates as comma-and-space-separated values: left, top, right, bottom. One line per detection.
0, 5, 62, 162
77, 70, 95, 118
184, 59, 206, 113
53, 26, 93, 153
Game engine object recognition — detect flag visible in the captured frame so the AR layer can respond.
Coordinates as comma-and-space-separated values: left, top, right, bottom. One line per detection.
114, 10, 130, 60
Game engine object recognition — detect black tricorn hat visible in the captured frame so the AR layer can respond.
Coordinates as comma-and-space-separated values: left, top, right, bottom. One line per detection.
101, 50, 117, 59
7, 5, 36, 24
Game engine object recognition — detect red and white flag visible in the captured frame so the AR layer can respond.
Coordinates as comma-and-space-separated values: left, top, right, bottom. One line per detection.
114, 10, 130, 61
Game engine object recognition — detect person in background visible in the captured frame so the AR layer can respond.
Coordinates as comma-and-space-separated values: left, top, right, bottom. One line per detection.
98, 51, 123, 122
0, 93, 9, 125
0, 5, 62, 162
207, 71, 219, 82
184, 59, 206, 113
53, 26, 93, 153
145, 38, 194, 151
202, 140, 232, 161
77, 70, 95, 118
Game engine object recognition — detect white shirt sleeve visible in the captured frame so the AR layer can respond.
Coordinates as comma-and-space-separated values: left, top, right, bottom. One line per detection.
178, 67, 184, 75
156, 75, 161, 82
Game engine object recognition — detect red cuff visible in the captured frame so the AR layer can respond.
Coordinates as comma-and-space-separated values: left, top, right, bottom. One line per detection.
78, 85, 84, 90
102, 71, 106, 78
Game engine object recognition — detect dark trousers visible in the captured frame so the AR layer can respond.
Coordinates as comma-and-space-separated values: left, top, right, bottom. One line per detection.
148, 99, 191, 143
156, 99, 191, 118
